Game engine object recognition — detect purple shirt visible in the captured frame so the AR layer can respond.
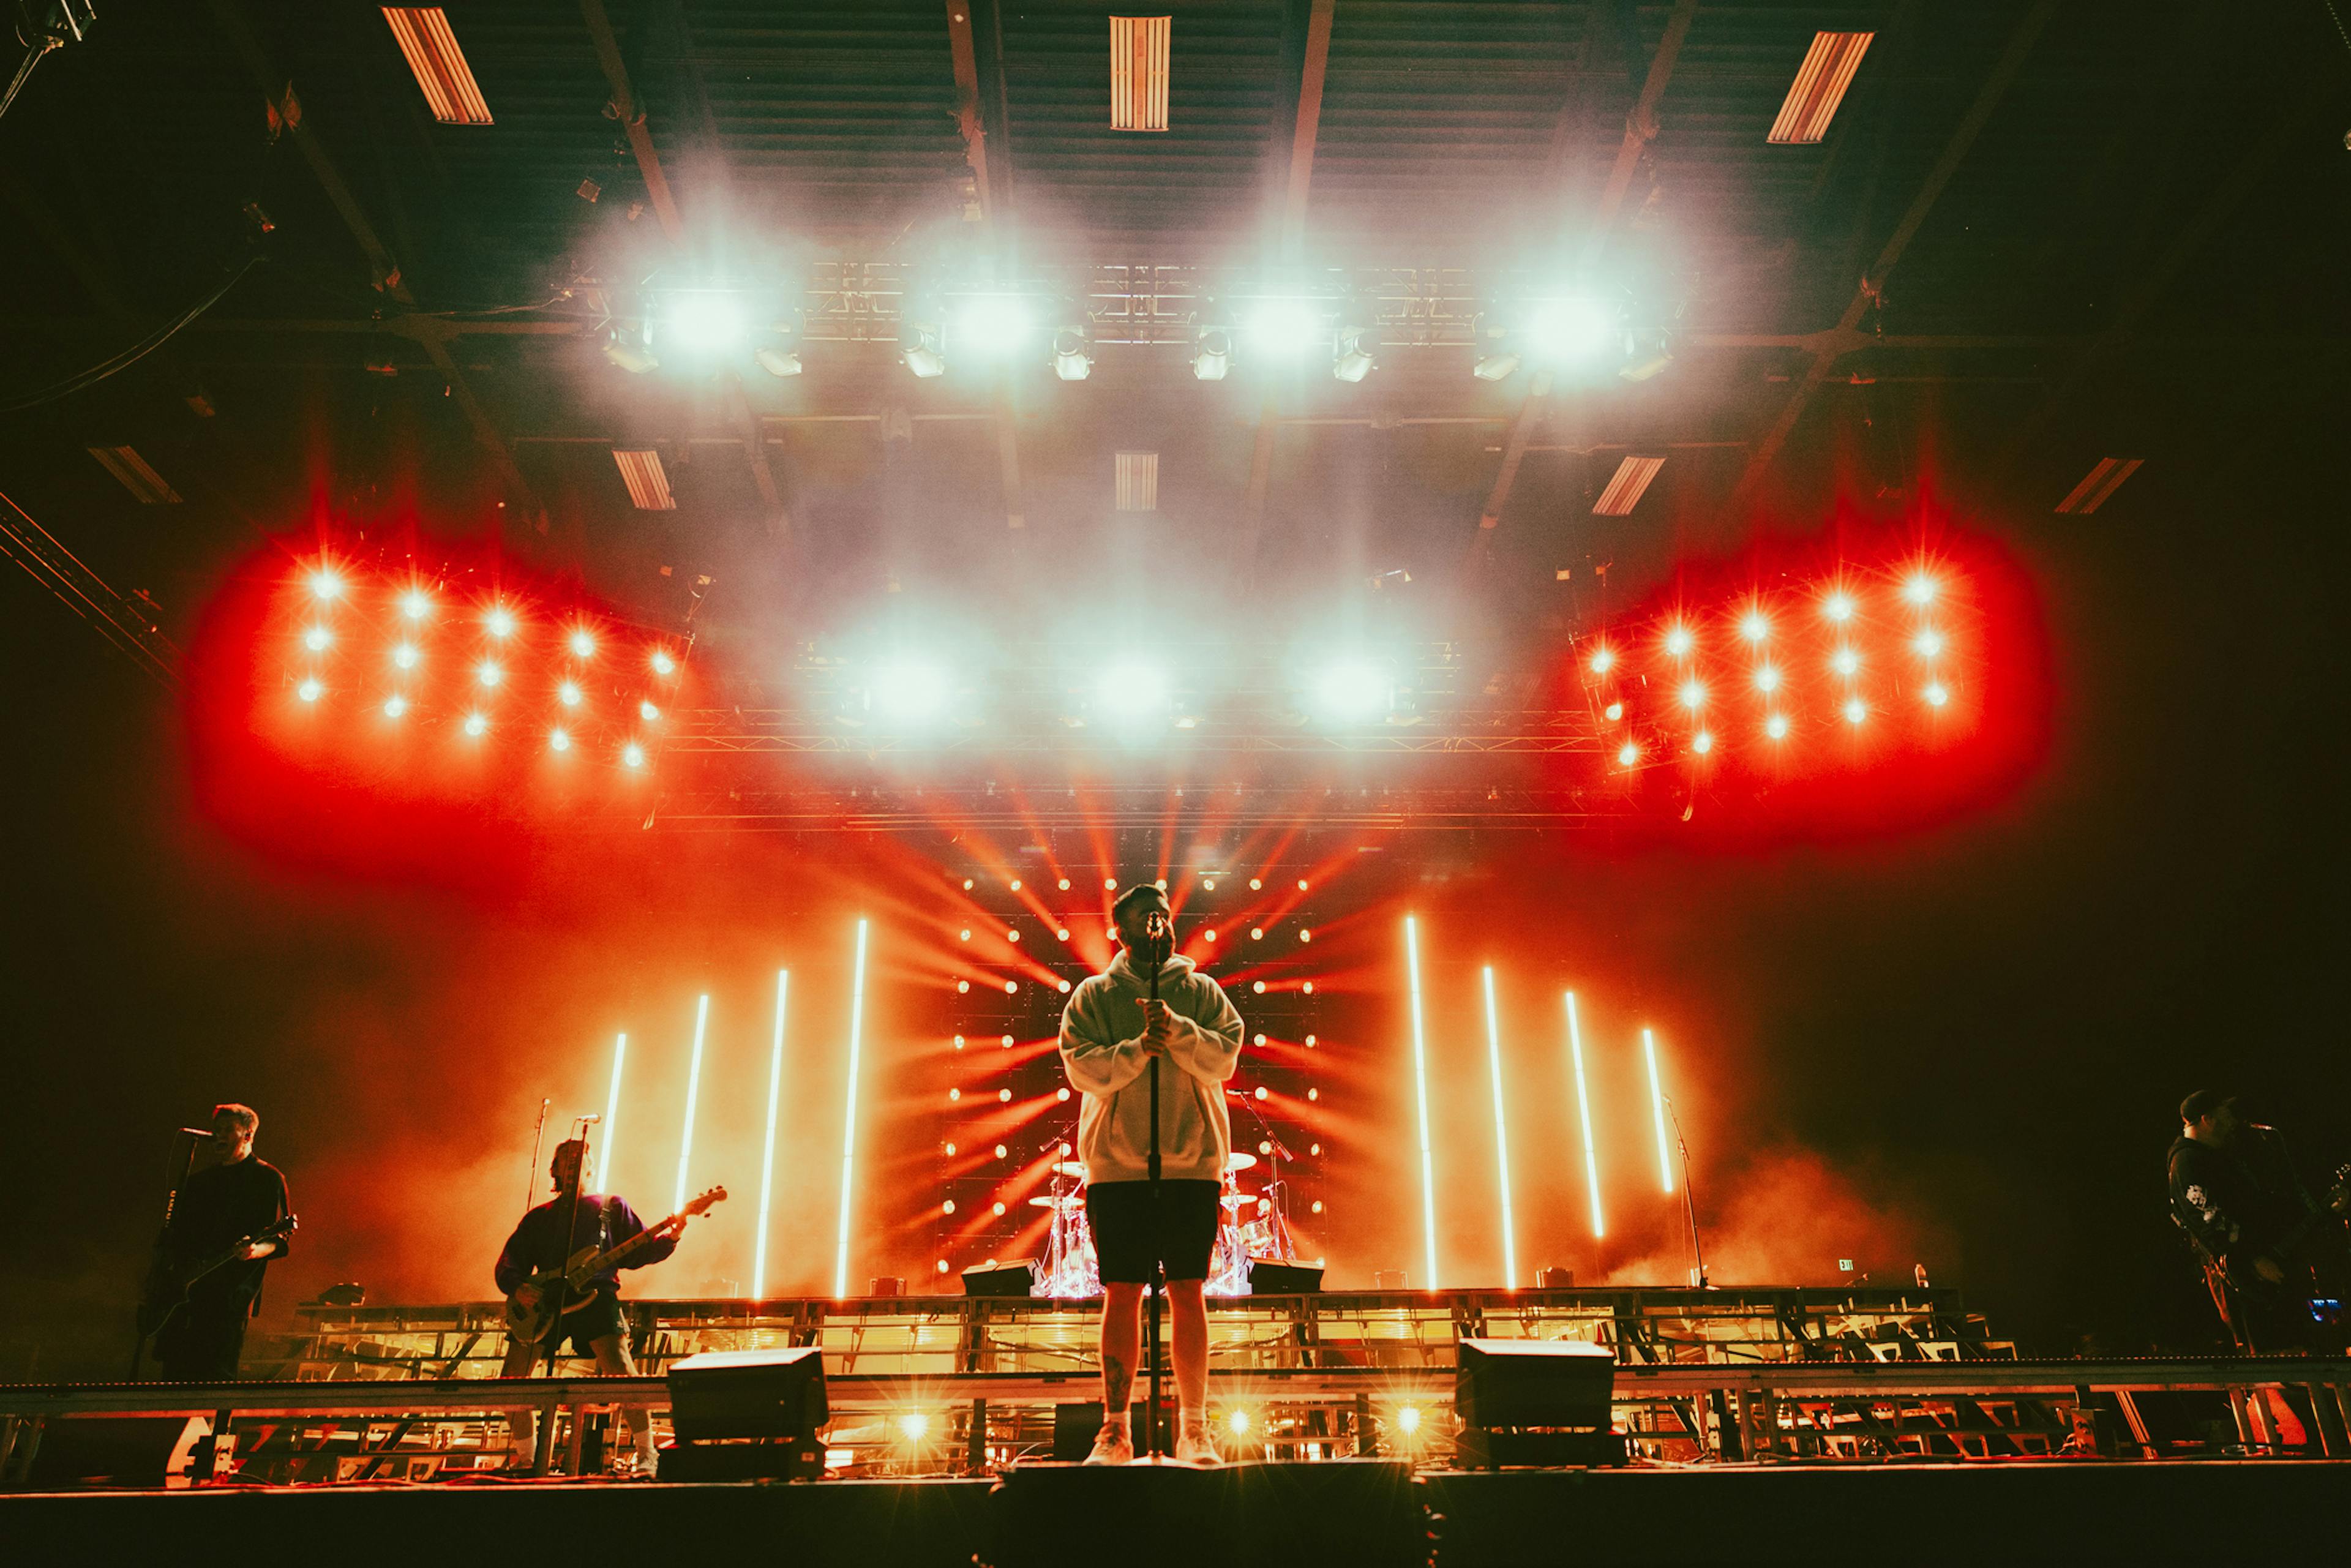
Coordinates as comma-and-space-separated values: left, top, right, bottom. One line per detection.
494, 1193, 676, 1297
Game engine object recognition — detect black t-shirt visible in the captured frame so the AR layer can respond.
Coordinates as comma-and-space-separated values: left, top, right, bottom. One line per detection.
165, 1156, 291, 1311
2167, 1135, 2297, 1269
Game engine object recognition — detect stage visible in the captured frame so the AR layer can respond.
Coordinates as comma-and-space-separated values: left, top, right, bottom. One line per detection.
6, 1458, 2349, 1565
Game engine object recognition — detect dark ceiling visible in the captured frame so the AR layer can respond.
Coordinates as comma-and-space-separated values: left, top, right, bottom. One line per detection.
2, 1, 2345, 677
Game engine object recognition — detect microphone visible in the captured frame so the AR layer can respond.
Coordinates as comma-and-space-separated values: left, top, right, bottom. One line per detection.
2246, 1122, 2278, 1132
578, 1113, 602, 1123
178, 1127, 214, 1138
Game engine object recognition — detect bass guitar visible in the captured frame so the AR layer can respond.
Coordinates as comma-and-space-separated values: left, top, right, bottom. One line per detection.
503, 1187, 725, 1346
137, 1214, 300, 1343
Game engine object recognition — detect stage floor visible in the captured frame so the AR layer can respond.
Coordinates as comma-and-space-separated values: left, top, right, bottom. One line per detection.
6, 1457, 2348, 1565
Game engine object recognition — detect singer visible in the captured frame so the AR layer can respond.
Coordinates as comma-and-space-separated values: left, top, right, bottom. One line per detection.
1059, 882, 1244, 1465
147, 1103, 292, 1381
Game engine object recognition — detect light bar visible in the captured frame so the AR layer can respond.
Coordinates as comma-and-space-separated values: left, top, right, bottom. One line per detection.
599, 1032, 627, 1194
1642, 1026, 1674, 1195
2054, 457, 2143, 515
1767, 31, 1873, 144
673, 995, 709, 1214
1564, 992, 1603, 1238
833, 918, 871, 1298
86, 445, 181, 505
613, 449, 677, 511
753, 970, 789, 1300
1116, 449, 1159, 512
1109, 15, 1172, 132
1482, 967, 1518, 1290
382, 8, 493, 126
1592, 454, 1665, 517
1404, 916, 1439, 1290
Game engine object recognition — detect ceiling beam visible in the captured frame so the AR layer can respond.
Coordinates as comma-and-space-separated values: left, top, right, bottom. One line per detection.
1235, 0, 1338, 580
1468, 0, 1694, 576
204, 0, 542, 524
943, 1, 1024, 530
580, 0, 686, 246
943, 1, 995, 221
1717, 0, 2057, 524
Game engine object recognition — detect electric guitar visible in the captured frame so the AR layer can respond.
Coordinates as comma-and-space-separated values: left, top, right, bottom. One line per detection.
137, 1214, 299, 1341
2225, 1164, 2351, 1301
503, 1187, 724, 1346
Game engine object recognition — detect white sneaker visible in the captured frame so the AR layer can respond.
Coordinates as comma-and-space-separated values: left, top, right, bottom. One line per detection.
1084, 1420, 1135, 1466
1174, 1425, 1220, 1467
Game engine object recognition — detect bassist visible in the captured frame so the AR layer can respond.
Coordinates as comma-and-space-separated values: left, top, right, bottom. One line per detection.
149, 1103, 291, 1381
494, 1138, 680, 1476
2167, 1090, 2347, 1356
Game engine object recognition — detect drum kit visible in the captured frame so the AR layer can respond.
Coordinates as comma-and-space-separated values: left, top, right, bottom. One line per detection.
1031, 1148, 1302, 1299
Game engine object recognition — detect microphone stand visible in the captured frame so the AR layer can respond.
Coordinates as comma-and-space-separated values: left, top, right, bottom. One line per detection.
531, 1116, 597, 1476
1141, 913, 1171, 1460
1666, 1097, 1707, 1289
130, 1127, 212, 1378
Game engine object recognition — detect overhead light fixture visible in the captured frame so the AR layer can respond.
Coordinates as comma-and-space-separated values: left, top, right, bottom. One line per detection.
953, 295, 1035, 358
902, 319, 947, 380
1470, 310, 1521, 381
1618, 330, 1674, 382
1524, 296, 1616, 365
86, 445, 181, 504
661, 292, 750, 356
1115, 451, 1158, 512
754, 304, 806, 377
1592, 454, 1665, 517
603, 324, 658, 374
1768, 32, 1873, 145
1052, 324, 1093, 381
1310, 659, 1390, 724
1332, 323, 1376, 384
383, 7, 493, 126
613, 448, 677, 510
870, 658, 951, 724
2055, 457, 2143, 515
1109, 15, 1172, 132
1191, 323, 1231, 381
1242, 298, 1325, 358
755, 346, 803, 377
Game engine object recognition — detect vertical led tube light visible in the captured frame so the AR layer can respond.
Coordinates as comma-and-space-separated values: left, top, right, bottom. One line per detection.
1564, 994, 1603, 1237
674, 994, 710, 1214
1404, 916, 1439, 1290
1482, 966, 1518, 1289
752, 970, 789, 1300
599, 1032, 627, 1195
833, 918, 871, 1299
1643, 1026, 1674, 1195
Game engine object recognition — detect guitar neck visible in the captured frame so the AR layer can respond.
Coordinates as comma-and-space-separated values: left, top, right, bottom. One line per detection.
575, 1209, 685, 1277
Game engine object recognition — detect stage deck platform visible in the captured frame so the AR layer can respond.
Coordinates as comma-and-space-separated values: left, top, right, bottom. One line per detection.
4, 1458, 2347, 1565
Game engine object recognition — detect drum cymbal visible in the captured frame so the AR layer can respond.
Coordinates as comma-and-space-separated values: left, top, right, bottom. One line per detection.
1029, 1194, 1084, 1209
1221, 1192, 1253, 1209
1223, 1152, 1258, 1172
1053, 1161, 1090, 1179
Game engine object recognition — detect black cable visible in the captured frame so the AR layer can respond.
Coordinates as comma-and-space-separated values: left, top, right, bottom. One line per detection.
0, 253, 262, 414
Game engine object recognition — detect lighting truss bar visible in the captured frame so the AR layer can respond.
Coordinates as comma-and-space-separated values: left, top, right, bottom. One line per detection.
1109, 15, 1172, 132
0, 486, 181, 690
1768, 32, 1873, 144
1643, 1027, 1673, 1195
2054, 457, 2142, 514
1115, 449, 1159, 511
834, 918, 871, 1298
599, 1032, 627, 1194
612, 448, 676, 511
1482, 967, 1517, 1289
754, 970, 789, 1299
674, 994, 710, 1215
1592, 454, 1665, 516
86, 445, 181, 504
1565, 991, 1603, 1239
1404, 917, 1439, 1290
382, 8, 493, 126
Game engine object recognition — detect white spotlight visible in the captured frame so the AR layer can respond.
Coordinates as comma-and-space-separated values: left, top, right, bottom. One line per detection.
1524, 296, 1616, 364
754, 346, 803, 378
902, 322, 947, 380
1191, 326, 1231, 381
1095, 662, 1171, 723
954, 296, 1035, 357
872, 658, 951, 724
1311, 659, 1389, 724
664, 292, 749, 355
1243, 298, 1324, 357
1332, 326, 1376, 383
1472, 351, 1522, 382
1051, 326, 1093, 381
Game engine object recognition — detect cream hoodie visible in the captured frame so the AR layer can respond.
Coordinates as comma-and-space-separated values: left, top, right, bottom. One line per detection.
1057, 949, 1244, 1185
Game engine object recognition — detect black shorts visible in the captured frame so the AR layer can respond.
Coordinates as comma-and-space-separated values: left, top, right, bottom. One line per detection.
1086, 1180, 1221, 1285
548, 1286, 628, 1358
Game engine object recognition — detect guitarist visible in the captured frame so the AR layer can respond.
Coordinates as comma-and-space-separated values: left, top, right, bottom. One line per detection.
149, 1103, 292, 1381
494, 1138, 680, 1476
2167, 1090, 2348, 1357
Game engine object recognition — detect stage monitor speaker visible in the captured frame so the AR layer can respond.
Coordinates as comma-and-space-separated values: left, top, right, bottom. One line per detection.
666, 1346, 828, 1442
868, 1275, 906, 1297
1536, 1266, 1575, 1289
1247, 1259, 1325, 1294
962, 1258, 1039, 1297
1455, 1337, 1614, 1431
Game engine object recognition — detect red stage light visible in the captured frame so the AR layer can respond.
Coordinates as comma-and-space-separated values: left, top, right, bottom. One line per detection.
309, 569, 342, 601
1617, 741, 1639, 767
1913, 629, 1945, 659
1692, 730, 1714, 754
1823, 590, 1855, 623
398, 589, 430, 620
1678, 680, 1705, 710
1663, 624, 1694, 658
569, 629, 596, 658
1831, 647, 1859, 677
463, 712, 488, 737
550, 727, 572, 752
558, 681, 583, 707
296, 677, 323, 703
1754, 664, 1781, 694
650, 648, 677, 675
623, 742, 646, 768
476, 660, 502, 688
1765, 713, 1788, 739
1605, 701, 1624, 721
392, 643, 419, 670
1738, 609, 1769, 643
383, 694, 407, 718
485, 606, 517, 639
1103, 877, 1117, 890
1902, 572, 1940, 606
640, 700, 660, 721
1924, 682, 1950, 708
1589, 645, 1614, 675
302, 625, 332, 652
1842, 698, 1867, 725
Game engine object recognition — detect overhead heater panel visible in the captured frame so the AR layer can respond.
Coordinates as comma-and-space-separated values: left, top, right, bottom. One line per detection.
1767, 31, 1873, 144
1110, 16, 1172, 132
613, 449, 677, 511
1115, 451, 1159, 512
2053, 457, 2142, 515
1592, 455, 1665, 517
383, 7, 493, 126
